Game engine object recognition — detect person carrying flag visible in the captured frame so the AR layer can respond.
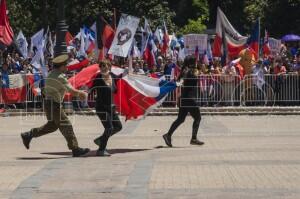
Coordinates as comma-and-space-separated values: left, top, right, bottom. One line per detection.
92, 60, 124, 157
163, 55, 205, 147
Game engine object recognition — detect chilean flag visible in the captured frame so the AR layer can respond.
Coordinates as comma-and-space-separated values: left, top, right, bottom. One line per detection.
247, 19, 260, 59
68, 64, 176, 120
213, 7, 248, 58
114, 74, 177, 120
1, 74, 27, 104
143, 34, 157, 69
262, 29, 271, 57
27, 73, 42, 96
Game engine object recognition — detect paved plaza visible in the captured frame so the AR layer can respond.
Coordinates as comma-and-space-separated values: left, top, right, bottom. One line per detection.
0, 114, 300, 199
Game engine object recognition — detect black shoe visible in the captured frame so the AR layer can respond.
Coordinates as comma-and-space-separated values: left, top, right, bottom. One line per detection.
72, 148, 90, 157
96, 149, 111, 157
163, 134, 172, 147
21, 132, 32, 149
190, 139, 205, 146
94, 136, 101, 147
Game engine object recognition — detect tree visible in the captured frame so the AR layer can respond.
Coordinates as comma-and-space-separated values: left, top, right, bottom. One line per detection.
6, 0, 176, 36
167, 0, 209, 27
179, 16, 207, 35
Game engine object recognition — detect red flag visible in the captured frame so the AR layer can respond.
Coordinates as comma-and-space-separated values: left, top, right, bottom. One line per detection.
0, 0, 14, 46
65, 31, 74, 46
102, 25, 114, 49
67, 59, 90, 71
97, 17, 115, 61
68, 64, 100, 89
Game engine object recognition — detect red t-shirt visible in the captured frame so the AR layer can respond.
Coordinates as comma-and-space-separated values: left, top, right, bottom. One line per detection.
274, 65, 286, 75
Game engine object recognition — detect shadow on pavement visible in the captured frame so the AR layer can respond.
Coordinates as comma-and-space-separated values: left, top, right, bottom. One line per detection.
16, 157, 70, 160
17, 148, 155, 160
155, 145, 187, 149
36, 148, 153, 157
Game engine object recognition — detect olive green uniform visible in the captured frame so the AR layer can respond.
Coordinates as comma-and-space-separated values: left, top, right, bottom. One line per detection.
30, 69, 79, 150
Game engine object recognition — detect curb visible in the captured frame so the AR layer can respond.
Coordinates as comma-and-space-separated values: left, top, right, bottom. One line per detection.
2, 107, 300, 116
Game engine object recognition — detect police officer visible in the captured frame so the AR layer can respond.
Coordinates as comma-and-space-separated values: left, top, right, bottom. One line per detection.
163, 55, 204, 147
20, 55, 90, 157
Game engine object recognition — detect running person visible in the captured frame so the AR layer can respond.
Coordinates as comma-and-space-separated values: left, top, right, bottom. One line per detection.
163, 55, 204, 147
92, 60, 123, 157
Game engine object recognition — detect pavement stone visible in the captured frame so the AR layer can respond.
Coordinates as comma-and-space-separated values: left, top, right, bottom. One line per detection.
0, 115, 300, 199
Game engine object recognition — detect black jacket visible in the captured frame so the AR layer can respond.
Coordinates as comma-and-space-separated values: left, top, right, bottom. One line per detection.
93, 72, 120, 110
179, 68, 199, 106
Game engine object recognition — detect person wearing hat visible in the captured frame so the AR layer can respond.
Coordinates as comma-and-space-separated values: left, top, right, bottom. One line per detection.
20, 54, 90, 157
163, 55, 204, 147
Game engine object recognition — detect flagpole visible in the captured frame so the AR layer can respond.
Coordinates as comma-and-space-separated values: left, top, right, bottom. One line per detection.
258, 17, 261, 59
113, 8, 117, 30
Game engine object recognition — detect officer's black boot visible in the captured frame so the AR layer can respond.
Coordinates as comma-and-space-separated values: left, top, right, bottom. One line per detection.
21, 131, 33, 149
72, 147, 90, 157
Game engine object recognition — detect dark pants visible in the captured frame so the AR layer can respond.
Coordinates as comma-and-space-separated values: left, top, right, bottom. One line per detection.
96, 105, 122, 151
31, 100, 79, 150
167, 104, 201, 139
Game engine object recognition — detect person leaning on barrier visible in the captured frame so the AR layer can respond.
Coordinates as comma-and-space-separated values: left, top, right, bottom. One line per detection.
20, 54, 90, 157
162, 55, 204, 147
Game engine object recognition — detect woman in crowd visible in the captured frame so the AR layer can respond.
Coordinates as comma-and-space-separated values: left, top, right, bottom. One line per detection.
92, 60, 123, 157
163, 55, 204, 147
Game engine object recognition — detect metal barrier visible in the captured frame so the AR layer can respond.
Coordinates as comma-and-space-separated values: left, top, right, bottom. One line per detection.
1, 73, 300, 108
162, 74, 300, 106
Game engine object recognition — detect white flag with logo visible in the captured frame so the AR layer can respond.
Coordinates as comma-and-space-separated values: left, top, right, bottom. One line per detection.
16, 31, 28, 58
108, 14, 140, 57
30, 29, 44, 56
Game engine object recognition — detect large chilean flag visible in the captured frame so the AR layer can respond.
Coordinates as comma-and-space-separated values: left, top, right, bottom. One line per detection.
114, 74, 176, 120
213, 7, 248, 58
68, 65, 176, 120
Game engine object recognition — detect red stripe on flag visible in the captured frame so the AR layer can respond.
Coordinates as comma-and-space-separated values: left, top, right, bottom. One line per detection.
114, 79, 156, 120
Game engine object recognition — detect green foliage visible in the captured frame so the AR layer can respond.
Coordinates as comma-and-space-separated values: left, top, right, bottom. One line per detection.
167, 0, 209, 27
5, 0, 175, 36
4, 0, 300, 39
179, 16, 207, 35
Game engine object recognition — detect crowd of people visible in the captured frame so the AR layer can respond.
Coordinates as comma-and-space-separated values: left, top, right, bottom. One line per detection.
1, 38, 300, 108
1, 40, 300, 77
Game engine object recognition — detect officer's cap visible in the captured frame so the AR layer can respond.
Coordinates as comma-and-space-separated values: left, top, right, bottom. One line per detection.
53, 54, 69, 66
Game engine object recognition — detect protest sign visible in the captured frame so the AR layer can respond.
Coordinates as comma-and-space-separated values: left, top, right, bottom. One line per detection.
183, 34, 208, 56
269, 37, 281, 56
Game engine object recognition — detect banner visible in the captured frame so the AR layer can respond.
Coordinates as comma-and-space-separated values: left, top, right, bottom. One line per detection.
184, 34, 208, 56
16, 31, 28, 58
269, 38, 281, 56
108, 14, 140, 57
30, 29, 44, 56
